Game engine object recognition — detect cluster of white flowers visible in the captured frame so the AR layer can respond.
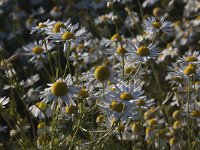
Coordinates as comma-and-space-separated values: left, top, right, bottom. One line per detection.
0, 0, 200, 149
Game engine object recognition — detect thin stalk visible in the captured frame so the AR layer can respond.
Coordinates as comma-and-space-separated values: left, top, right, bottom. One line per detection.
122, 54, 125, 80
136, 0, 143, 19
187, 76, 191, 148
129, 62, 142, 83
51, 100, 58, 149
57, 43, 63, 76
42, 34, 55, 79
69, 101, 83, 150
74, 49, 80, 83
63, 42, 73, 80
5, 66, 37, 144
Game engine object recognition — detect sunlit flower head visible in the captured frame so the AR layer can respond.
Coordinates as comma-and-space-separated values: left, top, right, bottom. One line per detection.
23, 40, 54, 69
126, 43, 159, 62
105, 80, 146, 105
143, 17, 173, 35
30, 19, 53, 34
40, 75, 79, 109
94, 66, 116, 83
99, 98, 138, 122
177, 50, 200, 66
49, 19, 87, 52
29, 101, 52, 119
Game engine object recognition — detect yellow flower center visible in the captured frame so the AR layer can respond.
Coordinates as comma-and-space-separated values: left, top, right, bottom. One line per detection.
137, 99, 146, 106
156, 128, 167, 139
190, 110, 200, 118
110, 100, 124, 113
146, 127, 151, 135
186, 56, 197, 62
153, 7, 163, 17
65, 105, 77, 114
152, 21, 162, 29
61, 32, 75, 41
51, 80, 68, 97
94, 66, 110, 82
131, 122, 142, 133
37, 23, 47, 28
110, 86, 116, 92
111, 33, 122, 42
53, 22, 65, 33
116, 46, 127, 55
148, 118, 157, 127
125, 66, 136, 75
172, 110, 181, 120
32, 46, 44, 54
78, 89, 89, 99
169, 138, 177, 146
136, 46, 150, 56
36, 102, 47, 111
51, 6, 60, 13
37, 122, 45, 129
144, 107, 155, 120
96, 114, 105, 123
117, 124, 125, 132
120, 92, 133, 101
173, 120, 181, 130
183, 63, 196, 76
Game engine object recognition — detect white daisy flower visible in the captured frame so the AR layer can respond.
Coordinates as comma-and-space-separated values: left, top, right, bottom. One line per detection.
106, 80, 146, 105
126, 43, 159, 62
166, 64, 185, 86
99, 97, 138, 122
80, 66, 116, 92
29, 101, 52, 119
175, 63, 200, 79
45, 18, 72, 34
177, 50, 200, 66
40, 75, 79, 109
24, 87, 41, 102
166, 62, 200, 94
157, 43, 179, 63
143, 17, 173, 35
23, 40, 54, 69
94, 65, 116, 83
30, 19, 54, 34
94, 12, 114, 25
0, 97, 9, 108
49, 20, 87, 52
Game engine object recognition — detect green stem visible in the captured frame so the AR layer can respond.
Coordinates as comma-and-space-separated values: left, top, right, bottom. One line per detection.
69, 101, 83, 150
122, 55, 125, 80
136, 0, 143, 19
74, 49, 80, 83
51, 100, 59, 149
57, 43, 63, 76
63, 42, 73, 79
42, 34, 55, 79
129, 62, 142, 83
187, 76, 191, 148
